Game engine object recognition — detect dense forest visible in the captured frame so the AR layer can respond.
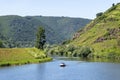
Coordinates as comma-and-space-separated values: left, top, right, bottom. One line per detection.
0, 15, 91, 47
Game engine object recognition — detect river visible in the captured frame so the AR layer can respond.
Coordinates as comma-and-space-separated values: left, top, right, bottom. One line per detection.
0, 58, 120, 80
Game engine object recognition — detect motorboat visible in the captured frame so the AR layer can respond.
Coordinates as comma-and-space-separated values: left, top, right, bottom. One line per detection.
60, 63, 66, 67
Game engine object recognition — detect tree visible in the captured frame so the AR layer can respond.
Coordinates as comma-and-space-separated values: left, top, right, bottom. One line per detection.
96, 12, 103, 17
0, 40, 4, 48
112, 3, 115, 7
35, 27, 46, 49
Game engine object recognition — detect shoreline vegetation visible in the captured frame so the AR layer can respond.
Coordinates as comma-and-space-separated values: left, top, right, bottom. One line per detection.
0, 48, 52, 67
46, 44, 120, 62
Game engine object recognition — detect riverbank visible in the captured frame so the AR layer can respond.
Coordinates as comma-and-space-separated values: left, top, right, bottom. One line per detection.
0, 48, 52, 66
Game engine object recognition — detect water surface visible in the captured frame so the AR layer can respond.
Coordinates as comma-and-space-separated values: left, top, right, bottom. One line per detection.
0, 59, 120, 80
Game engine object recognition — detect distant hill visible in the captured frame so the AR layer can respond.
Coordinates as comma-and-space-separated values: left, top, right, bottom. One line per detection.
0, 15, 91, 47
70, 3, 120, 57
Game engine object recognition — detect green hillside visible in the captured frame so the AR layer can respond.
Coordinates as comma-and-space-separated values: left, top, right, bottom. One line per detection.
34, 16, 90, 40
0, 15, 91, 47
70, 3, 120, 58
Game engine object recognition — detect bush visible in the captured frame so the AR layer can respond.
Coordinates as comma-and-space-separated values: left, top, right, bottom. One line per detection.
107, 52, 116, 59
72, 52, 77, 57
79, 47, 92, 58
62, 40, 71, 44
0, 40, 4, 48
66, 45, 76, 53
98, 15, 107, 21
72, 46, 92, 58
96, 12, 103, 17
46, 45, 92, 58
117, 39, 120, 46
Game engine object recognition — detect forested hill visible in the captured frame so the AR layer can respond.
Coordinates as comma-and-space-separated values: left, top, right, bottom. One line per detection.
0, 15, 91, 47
70, 3, 120, 57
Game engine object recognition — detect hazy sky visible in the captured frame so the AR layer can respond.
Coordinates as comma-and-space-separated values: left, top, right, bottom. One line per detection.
0, 0, 119, 19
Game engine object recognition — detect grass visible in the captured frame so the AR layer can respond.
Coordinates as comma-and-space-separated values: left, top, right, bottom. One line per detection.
70, 3, 120, 58
0, 48, 52, 66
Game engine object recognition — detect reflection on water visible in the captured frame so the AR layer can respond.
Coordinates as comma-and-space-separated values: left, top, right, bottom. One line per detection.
36, 63, 46, 80
57, 57, 120, 63
0, 58, 120, 80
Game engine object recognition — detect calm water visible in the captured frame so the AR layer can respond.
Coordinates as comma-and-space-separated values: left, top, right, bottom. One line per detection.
0, 59, 120, 80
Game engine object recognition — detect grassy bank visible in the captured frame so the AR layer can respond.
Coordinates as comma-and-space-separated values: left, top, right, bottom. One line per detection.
0, 48, 52, 66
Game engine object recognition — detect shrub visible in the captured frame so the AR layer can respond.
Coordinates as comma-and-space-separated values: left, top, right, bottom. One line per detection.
66, 45, 76, 53
62, 40, 71, 44
107, 52, 116, 59
96, 12, 103, 17
0, 40, 4, 48
72, 52, 77, 57
98, 15, 107, 21
46, 45, 92, 58
80, 47, 92, 58
112, 3, 115, 7
117, 39, 120, 46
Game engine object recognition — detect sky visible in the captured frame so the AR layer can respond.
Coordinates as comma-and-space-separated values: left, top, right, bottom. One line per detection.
0, 0, 120, 19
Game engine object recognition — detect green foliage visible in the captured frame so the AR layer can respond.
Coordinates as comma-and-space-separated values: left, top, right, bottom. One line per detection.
98, 15, 107, 21
79, 46, 92, 57
117, 39, 120, 46
46, 45, 92, 58
0, 15, 91, 47
96, 12, 103, 17
66, 45, 76, 53
107, 52, 116, 59
35, 27, 46, 49
112, 3, 115, 7
0, 40, 4, 48
62, 40, 71, 45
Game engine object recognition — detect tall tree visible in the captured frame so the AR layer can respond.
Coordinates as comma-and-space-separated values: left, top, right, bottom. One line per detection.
35, 27, 46, 49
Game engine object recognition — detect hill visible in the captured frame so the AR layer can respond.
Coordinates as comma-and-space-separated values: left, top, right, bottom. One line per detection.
70, 3, 120, 58
0, 15, 91, 47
